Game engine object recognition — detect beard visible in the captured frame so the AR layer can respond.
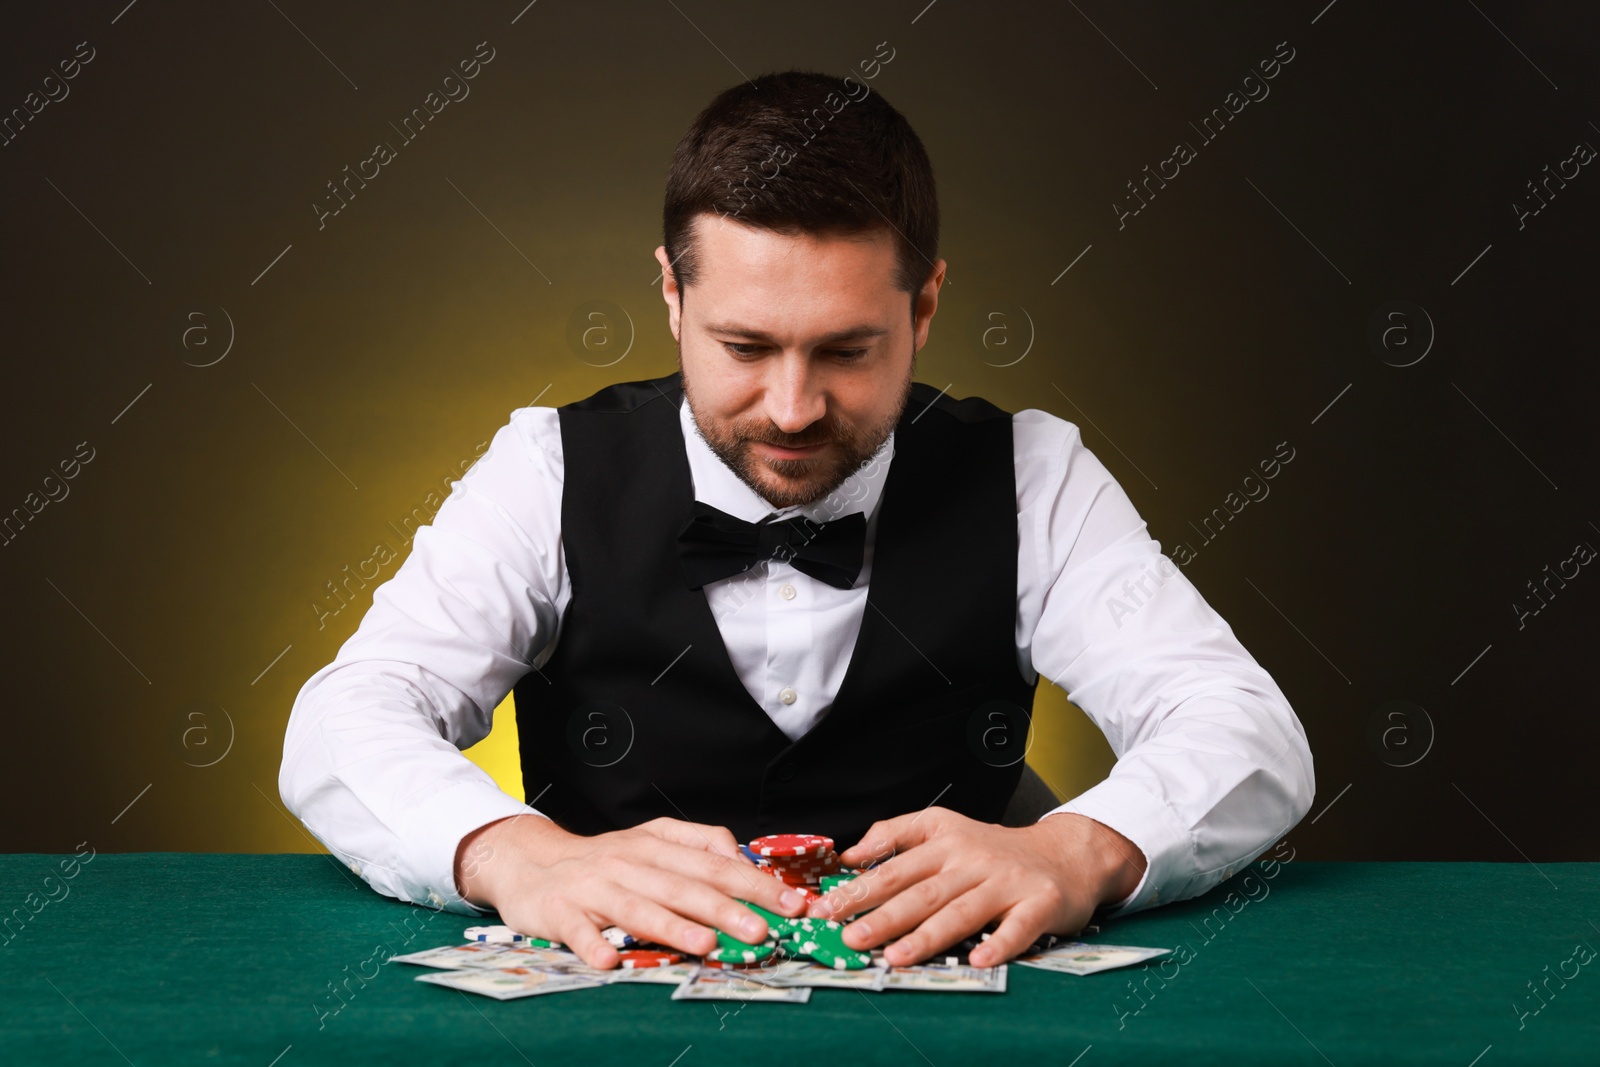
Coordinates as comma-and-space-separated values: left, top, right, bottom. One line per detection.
679, 347, 914, 511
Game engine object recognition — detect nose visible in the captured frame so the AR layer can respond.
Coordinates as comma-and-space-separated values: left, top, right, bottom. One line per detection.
764, 353, 827, 435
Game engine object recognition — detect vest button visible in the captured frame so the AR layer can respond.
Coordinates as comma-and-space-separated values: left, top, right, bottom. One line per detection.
777, 763, 797, 781
779, 687, 797, 705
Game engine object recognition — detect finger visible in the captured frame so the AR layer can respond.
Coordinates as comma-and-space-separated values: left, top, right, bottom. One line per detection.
838, 808, 942, 869
590, 882, 724, 957
723, 867, 811, 919
838, 864, 986, 953
966, 900, 1056, 967
637, 818, 743, 860
638, 837, 808, 918
544, 901, 619, 970
609, 864, 771, 947
808, 841, 945, 922
881, 884, 1004, 966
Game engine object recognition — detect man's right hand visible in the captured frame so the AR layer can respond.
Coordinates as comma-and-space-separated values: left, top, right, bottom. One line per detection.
453, 814, 808, 969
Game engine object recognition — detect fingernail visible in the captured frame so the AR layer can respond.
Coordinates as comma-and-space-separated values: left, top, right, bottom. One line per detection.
780, 889, 804, 910
740, 917, 765, 940
851, 920, 873, 943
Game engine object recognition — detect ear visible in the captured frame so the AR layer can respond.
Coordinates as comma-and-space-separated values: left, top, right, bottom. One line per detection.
912, 257, 947, 353
654, 245, 682, 341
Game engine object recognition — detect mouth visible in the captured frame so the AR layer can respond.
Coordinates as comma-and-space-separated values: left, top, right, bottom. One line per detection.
756, 441, 827, 460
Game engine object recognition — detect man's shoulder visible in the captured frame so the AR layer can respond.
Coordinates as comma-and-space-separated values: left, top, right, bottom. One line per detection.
906, 380, 1013, 427
905, 387, 1082, 452
1010, 406, 1083, 456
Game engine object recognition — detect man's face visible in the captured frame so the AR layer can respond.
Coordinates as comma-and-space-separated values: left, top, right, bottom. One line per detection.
654, 213, 946, 510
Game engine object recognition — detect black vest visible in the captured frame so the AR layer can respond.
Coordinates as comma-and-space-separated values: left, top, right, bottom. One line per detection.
513, 371, 1038, 848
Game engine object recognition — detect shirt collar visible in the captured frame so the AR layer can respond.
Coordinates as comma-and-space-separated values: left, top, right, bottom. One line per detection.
678, 392, 893, 525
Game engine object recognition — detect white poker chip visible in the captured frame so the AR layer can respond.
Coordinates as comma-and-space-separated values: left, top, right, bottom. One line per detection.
464, 924, 529, 944
601, 925, 638, 949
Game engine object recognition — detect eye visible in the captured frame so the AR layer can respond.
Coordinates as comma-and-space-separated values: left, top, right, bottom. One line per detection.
719, 342, 869, 360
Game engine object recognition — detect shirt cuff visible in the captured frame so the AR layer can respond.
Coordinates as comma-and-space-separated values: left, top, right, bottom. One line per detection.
395, 779, 548, 916
1098, 864, 1151, 915
1043, 774, 1195, 918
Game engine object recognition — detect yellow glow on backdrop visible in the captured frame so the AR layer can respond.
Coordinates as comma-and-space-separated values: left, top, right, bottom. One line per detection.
461, 681, 1116, 817
1027, 681, 1118, 804
463, 693, 525, 804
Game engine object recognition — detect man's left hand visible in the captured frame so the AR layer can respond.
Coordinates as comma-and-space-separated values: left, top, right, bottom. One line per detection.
808, 807, 1148, 967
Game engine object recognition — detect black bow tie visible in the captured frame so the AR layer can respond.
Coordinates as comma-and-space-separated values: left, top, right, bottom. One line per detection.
676, 500, 866, 591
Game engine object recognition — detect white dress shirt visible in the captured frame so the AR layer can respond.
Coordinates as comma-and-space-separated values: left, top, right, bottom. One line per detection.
279, 389, 1315, 918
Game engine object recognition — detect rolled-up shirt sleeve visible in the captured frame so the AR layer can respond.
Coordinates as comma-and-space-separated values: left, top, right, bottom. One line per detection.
1013, 409, 1315, 916
278, 406, 570, 916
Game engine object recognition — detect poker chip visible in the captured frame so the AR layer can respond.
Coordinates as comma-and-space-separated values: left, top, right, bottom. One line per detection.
750, 834, 833, 859
462, 925, 560, 948
700, 956, 773, 970
601, 925, 638, 949
638, 834, 885, 979
749, 835, 853, 913
774, 916, 871, 970
706, 943, 776, 965
808, 942, 872, 970
617, 949, 681, 969
714, 928, 766, 952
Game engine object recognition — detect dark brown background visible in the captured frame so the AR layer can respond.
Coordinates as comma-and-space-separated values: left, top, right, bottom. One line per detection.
2, 1, 1595, 866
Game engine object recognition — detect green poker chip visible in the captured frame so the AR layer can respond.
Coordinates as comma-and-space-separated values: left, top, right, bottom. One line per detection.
714, 926, 772, 953
706, 942, 776, 965
809, 942, 872, 970
789, 921, 871, 970
788, 916, 843, 936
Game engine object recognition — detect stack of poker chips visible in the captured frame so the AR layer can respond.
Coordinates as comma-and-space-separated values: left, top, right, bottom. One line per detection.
465, 833, 887, 973
714, 833, 873, 971
747, 833, 848, 903
711, 899, 873, 971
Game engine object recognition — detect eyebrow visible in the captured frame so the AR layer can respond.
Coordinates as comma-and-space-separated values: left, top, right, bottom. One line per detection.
702, 321, 891, 345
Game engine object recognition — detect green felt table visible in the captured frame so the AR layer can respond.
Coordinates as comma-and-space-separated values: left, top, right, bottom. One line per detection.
1, 853, 1596, 1065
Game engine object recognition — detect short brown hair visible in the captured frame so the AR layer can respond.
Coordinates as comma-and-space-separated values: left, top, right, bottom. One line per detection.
662, 69, 939, 314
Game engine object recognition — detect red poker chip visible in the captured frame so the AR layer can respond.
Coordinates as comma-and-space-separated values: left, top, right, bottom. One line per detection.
618, 949, 682, 969
768, 857, 828, 868
751, 834, 833, 858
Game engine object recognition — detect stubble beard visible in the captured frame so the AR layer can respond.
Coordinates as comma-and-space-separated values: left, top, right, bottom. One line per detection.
679, 344, 914, 511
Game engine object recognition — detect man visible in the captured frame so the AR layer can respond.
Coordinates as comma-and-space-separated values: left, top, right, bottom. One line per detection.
280, 70, 1314, 971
